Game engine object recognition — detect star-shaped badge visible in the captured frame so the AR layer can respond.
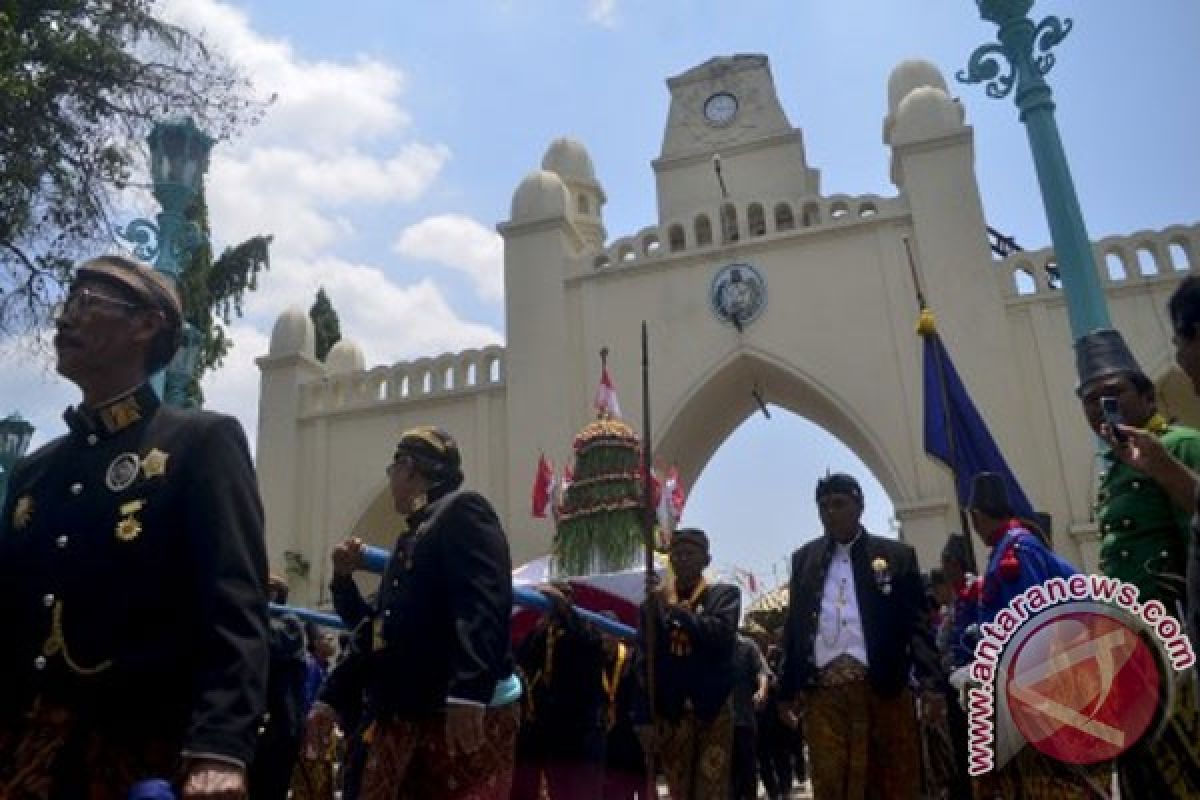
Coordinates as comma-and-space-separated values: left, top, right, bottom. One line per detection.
141, 448, 169, 480
115, 516, 142, 542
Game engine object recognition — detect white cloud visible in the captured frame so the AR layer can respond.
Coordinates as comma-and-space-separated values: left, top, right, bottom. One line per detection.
203, 254, 502, 448
586, 0, 619, 27
162, 0, 409, 151
207, 143, 450, 258
393, 214, 505, 302
157, 0, 501, 430
206, 155, 348, 257
0, 336, 77, 451
159, 0, 452, 263
201, 324, 270, 447
241, 254, 501, 361
259, 144, 450, 205
0, 1, 504, 458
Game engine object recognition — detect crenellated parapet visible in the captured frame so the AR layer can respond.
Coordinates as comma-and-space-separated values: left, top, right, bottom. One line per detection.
300, 345, 506, 417
1001, 223, 1199, 300
589, 193, 908, 271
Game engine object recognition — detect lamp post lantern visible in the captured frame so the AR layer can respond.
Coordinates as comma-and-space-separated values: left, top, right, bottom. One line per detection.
959, 0, 1112, 348
118, 118, 214, 406
0, 413, 35, 509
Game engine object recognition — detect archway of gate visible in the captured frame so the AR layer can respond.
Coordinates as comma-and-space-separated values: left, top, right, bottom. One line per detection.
652, 346, 952, 568
681, 405, 896, 606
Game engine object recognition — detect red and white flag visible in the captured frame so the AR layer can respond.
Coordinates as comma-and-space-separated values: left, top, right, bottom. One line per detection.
593, 365, 622, 418
732, 566, 759, 595
531, 454, 556, 518
655, 465, 687, 533
654, 470, 670, 532
666, 465, 686, 519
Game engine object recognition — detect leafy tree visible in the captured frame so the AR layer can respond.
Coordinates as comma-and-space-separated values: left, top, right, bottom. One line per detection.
0, 0, 265, 335
309, 287, 342, 362
176, 187, 271, 406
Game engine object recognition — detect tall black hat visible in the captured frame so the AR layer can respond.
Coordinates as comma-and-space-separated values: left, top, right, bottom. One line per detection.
1074, 329, 1145, 394
967, 472, 1011, 519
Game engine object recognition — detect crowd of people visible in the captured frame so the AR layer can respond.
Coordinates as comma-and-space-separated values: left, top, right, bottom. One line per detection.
4, 251, 1200, 800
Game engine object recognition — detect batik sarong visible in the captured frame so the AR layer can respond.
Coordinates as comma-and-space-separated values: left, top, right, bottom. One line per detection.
917, 692, 958, 800
973, 747, 1111, 799
0, 701, 179, 800
802, 658, 920, 800
1117, 668, 1200, 799
291, 714, 338, 800
290, 758, 336, 800
358, 703, 519, 800
655, 700, 733, 800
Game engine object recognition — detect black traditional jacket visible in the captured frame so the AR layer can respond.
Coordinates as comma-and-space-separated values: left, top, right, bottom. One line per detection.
781, 530, 938, 698
516, 608, 607, 746
640, 581, 741, 722
0, 385, 269, 765
331, 488, 514, 719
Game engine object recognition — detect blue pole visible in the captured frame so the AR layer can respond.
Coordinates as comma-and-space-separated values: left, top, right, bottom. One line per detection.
147, 170, 195, 402
959, 3, 1112, 344
276, 544, 641, 641
130, 120, 213, 406
269, 603, 345, 629
270, 589, 637, 640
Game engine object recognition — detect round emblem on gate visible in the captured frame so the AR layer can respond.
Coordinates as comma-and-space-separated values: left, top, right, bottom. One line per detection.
105, 452, 141, 492
710, 263, 766, 329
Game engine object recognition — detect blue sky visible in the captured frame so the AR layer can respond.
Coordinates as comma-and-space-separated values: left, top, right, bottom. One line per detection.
4, 0, 1198, 595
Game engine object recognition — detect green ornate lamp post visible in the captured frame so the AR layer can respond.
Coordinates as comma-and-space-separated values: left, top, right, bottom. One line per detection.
959, 0, 1112, 345
0, 413, 35, 509
118, 118, 214, 406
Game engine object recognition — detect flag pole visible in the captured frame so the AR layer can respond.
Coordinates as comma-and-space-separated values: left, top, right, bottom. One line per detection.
904, 238, 978, 574
640, 320, 659, 798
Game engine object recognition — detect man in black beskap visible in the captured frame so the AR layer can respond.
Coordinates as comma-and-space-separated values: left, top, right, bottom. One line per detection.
639, 527, 741, 800
512, 583, 608, 800
730, 631, 770, 800
781, 473, 939, 800
0, 254, 269, 798
329, 426, 518, 799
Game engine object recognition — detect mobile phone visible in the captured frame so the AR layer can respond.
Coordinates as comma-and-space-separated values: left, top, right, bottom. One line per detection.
1100, 397, 1127, 443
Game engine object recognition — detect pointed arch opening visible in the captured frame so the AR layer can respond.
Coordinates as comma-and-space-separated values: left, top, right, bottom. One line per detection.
682, 407, 897, 601
656, 349, 907, 520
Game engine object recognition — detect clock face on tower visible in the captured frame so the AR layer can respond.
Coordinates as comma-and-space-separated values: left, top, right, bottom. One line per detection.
703, 92, 738, 127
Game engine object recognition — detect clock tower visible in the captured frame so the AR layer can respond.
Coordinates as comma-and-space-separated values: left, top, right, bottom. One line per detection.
654, 54, 820, 225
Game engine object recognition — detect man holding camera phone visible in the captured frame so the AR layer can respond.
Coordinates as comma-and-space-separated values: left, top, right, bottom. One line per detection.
1076, 328, 1200, 798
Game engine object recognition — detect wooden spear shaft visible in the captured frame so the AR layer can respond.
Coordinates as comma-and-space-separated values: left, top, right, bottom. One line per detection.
640, 321, 659, 798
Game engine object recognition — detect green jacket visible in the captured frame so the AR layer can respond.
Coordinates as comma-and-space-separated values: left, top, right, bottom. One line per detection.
1096, 420, 1200, 608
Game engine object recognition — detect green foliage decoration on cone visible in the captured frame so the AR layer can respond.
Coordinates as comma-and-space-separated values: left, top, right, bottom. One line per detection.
555, 416, 645, 577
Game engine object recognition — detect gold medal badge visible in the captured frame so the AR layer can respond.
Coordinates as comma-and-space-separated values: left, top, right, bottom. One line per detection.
13, 495, 34, 530
141, 448, 169, 479
115, 498, 146, 542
